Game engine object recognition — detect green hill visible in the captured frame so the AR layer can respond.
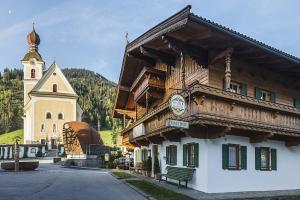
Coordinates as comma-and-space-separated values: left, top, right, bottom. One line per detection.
0, 68, 122, 136
0, 129, 23, 144
99, 130, 115, 147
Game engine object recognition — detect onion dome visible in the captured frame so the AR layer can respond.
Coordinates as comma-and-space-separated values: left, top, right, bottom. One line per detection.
27, 23, 40, 52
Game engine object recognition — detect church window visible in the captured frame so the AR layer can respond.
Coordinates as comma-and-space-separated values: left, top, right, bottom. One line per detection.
31, 69, 35, 78
46, 112, 52, 119
53, 84, 57, 92
41, 124, 45, 132
58, 113, 64, 120
53, 124, 57, 133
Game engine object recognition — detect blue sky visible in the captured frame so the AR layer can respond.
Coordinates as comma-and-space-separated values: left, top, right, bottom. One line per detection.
0, 0, 300, 82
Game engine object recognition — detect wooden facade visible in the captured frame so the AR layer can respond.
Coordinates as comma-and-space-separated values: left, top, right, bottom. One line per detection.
114, 6, 300, 149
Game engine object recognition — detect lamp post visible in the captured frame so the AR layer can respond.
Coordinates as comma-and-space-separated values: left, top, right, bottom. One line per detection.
14, 136, 21, 172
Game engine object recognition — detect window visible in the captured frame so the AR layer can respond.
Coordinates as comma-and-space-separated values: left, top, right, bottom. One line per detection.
41, 124, 45, 133
255, 147, 277, 171
166, 145, 177, 165
230, 82, 240, 94
255, 87, 276, 103
58, 113, 64, 120
224, 80, 248, 96
222, 144, 247, 170
31, 69, 35, 78
53, 124, 56, 133
53, 84, 57, 92
46, 112, 51, 119
183, 143, 199, 167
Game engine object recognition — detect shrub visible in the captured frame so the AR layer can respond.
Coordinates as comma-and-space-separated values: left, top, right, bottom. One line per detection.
146, 156, 152, 172
154, 157, 160, 174
36, 150, 43, 157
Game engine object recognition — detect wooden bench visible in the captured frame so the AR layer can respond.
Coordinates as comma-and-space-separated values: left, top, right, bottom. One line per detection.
160, 166, 195, 188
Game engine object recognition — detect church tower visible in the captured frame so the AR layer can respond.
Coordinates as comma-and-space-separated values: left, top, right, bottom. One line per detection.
22, 24, 44, 105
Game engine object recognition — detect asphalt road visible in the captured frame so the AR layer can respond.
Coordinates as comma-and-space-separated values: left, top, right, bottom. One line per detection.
0, 160, 146, 200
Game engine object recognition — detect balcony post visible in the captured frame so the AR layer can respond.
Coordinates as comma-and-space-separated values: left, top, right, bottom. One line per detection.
180, 51, 186, 90
225, 52, 232, 91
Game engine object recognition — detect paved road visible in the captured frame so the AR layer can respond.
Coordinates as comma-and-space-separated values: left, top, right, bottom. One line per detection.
0, 160, 146, 200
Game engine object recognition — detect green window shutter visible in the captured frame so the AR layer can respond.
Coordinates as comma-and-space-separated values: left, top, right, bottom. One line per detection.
194, 143, 199, 167
223, 79, 226, 90
270, 92, 276, 103
241, 84, 248, 96
222, 144, 229, 169
294, 99, 300, 108
255, 87, 261, 99
271, 149, 277, 171
166, 146, 169, 164
183, 144, 187, 166
240, 146, 247, 170
174, 146, 177, 165
255, 147, 261, 170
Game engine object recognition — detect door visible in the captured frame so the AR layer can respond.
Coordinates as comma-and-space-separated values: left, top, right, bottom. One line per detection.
51, 139, 57, 149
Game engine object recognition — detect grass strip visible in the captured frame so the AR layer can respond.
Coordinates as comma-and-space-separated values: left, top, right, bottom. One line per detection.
112, 171, 135, 179
126, 180, 194, 200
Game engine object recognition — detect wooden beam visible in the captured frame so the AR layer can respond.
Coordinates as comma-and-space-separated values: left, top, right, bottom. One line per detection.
185, 30, 212, 42
250, 133, 274, 143
285, 138, 300, 147
161, 130, 185, 142
140, 46, 176, 66
162, 35, 208, 67
146, 135, 163, 144
114, 109, 136, 118
184, 125, 230, 139
210, 48, 234, 65
127, 52, 156, 67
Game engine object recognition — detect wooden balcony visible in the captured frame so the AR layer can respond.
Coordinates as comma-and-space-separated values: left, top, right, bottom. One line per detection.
122, 83, 300, 146
131, 67, 166, 106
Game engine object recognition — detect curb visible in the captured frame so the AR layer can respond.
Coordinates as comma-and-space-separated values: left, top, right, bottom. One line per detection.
62, 166, 110, 171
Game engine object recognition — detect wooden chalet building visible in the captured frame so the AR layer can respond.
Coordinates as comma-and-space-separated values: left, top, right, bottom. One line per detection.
113, 5, 300, 193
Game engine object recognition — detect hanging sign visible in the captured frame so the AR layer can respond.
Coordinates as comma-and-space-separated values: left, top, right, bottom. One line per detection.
166, 119, 189, 129
169, 94, 186, 116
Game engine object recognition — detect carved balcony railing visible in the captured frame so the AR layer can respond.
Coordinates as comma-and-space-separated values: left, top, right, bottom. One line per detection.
131, 67, 166, 106
121, 83, 300, 138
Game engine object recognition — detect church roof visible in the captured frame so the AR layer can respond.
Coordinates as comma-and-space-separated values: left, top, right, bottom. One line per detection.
22, 51, 43, 62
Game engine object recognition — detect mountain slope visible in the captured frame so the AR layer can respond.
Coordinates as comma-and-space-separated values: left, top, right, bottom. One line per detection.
0, 67, 121, 135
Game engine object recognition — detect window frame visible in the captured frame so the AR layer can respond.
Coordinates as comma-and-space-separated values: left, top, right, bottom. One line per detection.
183, 143, 199, 168
166, 145, 177, 165
46, 112, 52, 119
40, 124, 45, 133
228, 144, 240, 170
31, 69, 36, 79
229, 81, 241, 94
260, 147, 271, 171
58, 113, 64, 120
53, 84, 58, 92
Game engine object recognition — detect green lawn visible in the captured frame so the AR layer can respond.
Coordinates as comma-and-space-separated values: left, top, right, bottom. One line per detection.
126, 180, 194, 200
99, 130, 114, 147
112, 171, 135, 179
0, 129, 23, 144
0, 129, 114, 146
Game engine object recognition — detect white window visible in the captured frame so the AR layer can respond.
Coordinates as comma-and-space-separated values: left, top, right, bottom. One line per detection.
260, 90, 271, 101
230, 82, 240, 94
228, 145, 238, 168
261, 148, 270, 170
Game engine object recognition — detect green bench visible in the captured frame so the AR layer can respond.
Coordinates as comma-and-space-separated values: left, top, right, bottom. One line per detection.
160, 166, 195, 188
